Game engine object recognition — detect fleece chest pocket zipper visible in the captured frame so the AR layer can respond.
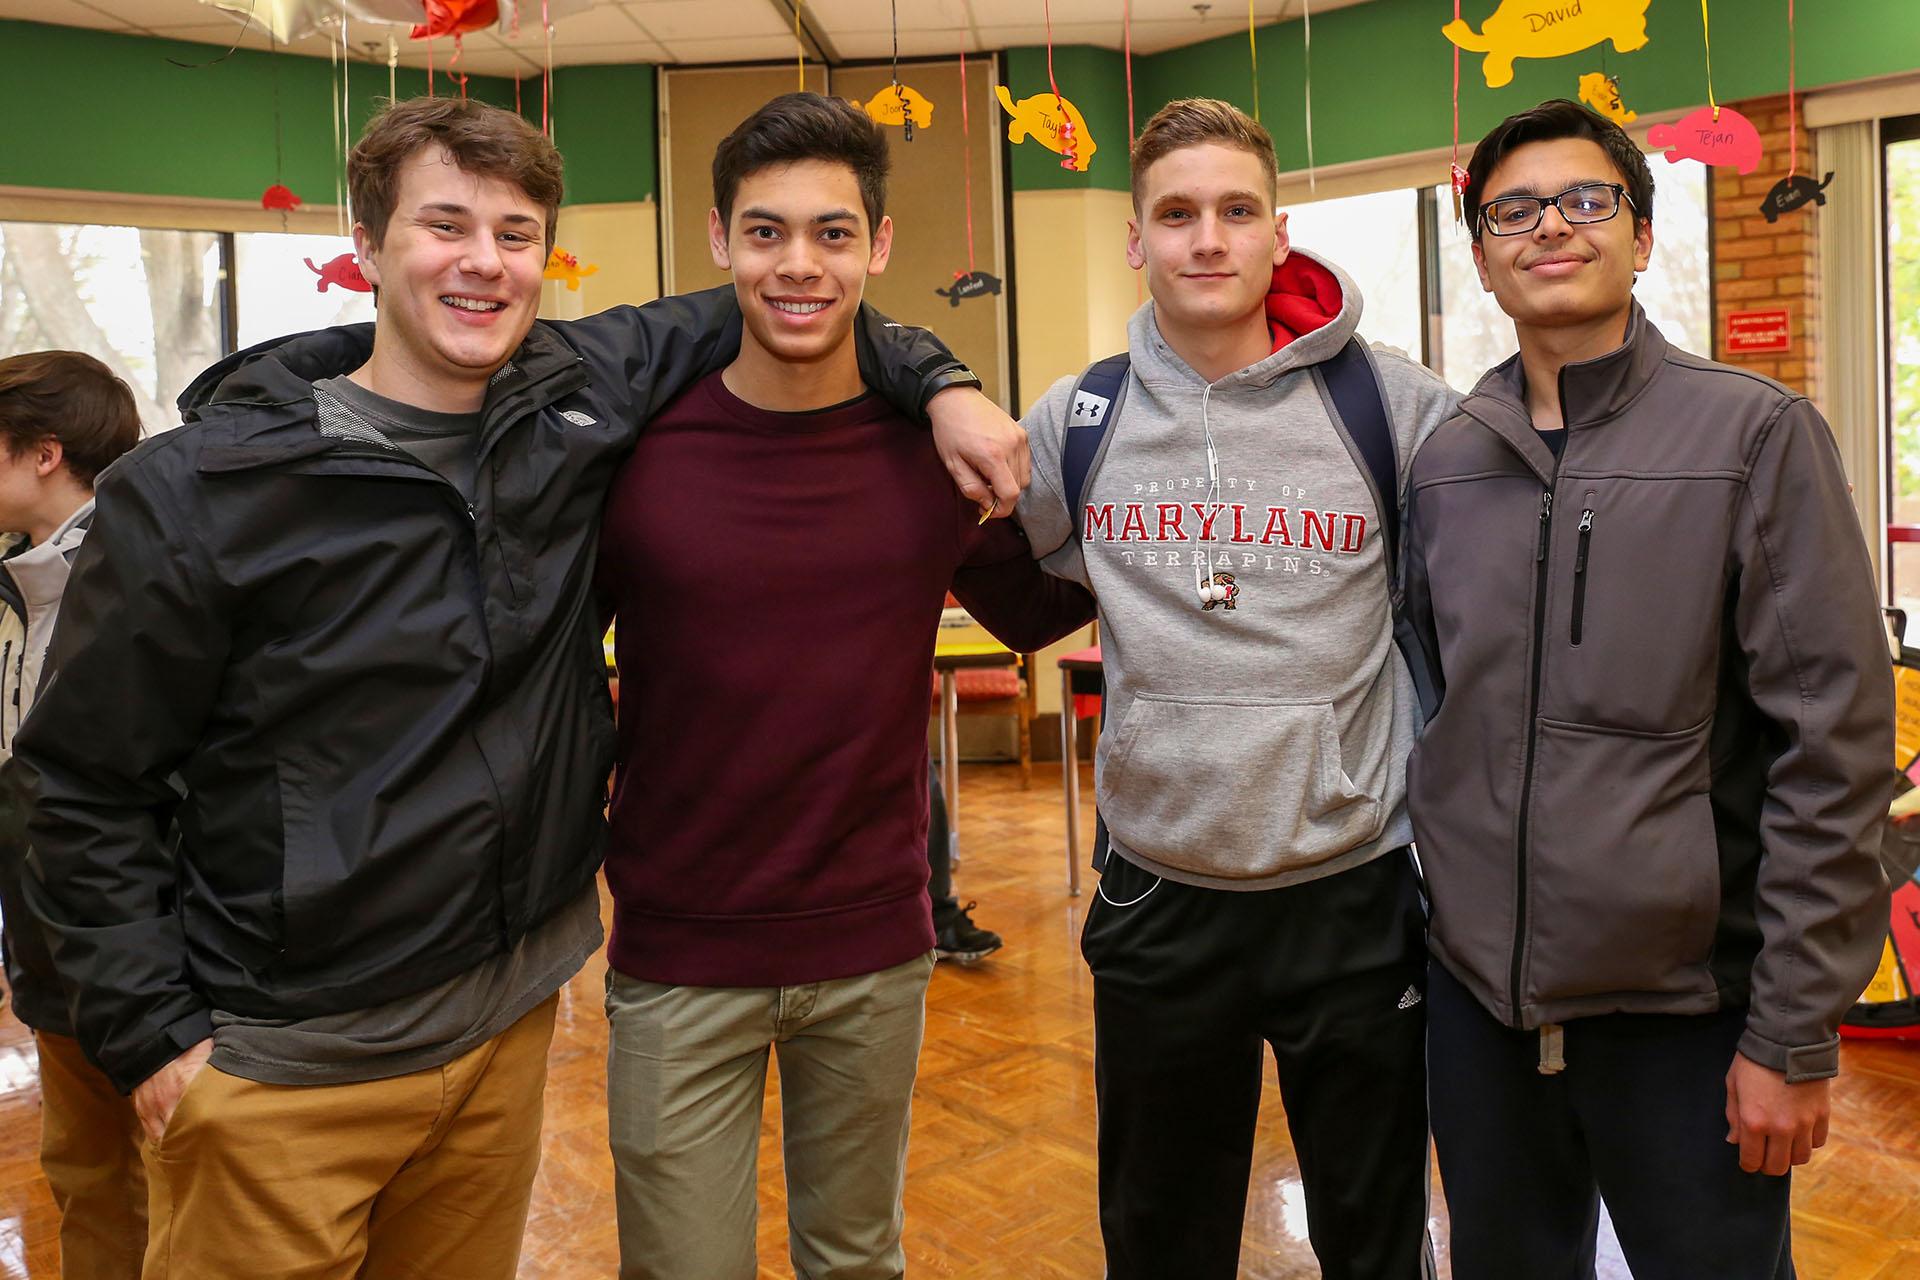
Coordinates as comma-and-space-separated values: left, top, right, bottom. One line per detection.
1570, 501, 1595, 646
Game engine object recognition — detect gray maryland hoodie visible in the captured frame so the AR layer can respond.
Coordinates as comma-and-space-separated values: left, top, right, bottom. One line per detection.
1019, 251, 1459, 890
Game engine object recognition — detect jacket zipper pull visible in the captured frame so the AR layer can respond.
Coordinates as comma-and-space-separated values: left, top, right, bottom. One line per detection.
1574, 509, 1594, 573
1535, 491, 1554, 562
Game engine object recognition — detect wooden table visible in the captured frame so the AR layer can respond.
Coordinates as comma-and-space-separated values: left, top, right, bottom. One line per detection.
932, 639, 1020, 859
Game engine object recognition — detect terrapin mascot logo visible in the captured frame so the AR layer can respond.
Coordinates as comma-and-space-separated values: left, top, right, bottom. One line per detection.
1201, 573, 1239, 612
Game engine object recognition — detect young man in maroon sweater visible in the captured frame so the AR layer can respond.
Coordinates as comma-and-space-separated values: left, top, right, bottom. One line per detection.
594, 93, 1093, 1279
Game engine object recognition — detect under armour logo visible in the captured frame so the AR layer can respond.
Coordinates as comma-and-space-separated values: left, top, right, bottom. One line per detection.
1071, 390, 1112, 425
1397, 986, 1423, 1010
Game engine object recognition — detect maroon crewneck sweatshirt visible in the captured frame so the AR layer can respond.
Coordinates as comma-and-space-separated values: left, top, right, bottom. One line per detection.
596, 372, 1093, 987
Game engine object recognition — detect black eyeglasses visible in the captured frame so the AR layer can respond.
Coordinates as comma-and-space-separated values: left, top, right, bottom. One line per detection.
1478, 183, 1636, 237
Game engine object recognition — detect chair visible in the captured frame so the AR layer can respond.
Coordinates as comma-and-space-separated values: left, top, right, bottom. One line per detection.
930, 654, 1037, 788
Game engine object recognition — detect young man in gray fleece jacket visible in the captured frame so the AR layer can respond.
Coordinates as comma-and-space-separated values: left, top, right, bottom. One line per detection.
1403, 100, 1893, 1278
1017, 99, 1457, 1280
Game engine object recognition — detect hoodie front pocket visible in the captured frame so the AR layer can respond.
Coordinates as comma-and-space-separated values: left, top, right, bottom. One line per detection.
1098, 693, 1385, 881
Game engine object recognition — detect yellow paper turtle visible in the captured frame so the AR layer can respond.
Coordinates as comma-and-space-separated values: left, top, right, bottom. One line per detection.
543, 247, 599, 292
1577, 71, 1637, 125
994, 86, 1096, 173
851, 85, 935, 131
1443, 0, 1651, 90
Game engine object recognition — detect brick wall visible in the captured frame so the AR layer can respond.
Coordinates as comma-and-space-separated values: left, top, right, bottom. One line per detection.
1709, 92, 1822, 402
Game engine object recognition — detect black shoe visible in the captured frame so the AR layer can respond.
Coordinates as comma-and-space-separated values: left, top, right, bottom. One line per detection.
933, 901, 1003, 965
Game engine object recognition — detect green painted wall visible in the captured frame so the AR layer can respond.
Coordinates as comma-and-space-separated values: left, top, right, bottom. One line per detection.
1138, 0, 1920, 174
0, 21, 656, 209
549, 64, 657, 204
1002, 46, 1133, 193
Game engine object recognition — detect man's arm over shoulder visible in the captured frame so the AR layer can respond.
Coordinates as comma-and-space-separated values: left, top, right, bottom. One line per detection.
555, 286, 973, 429
1732, 394, 1894, 1083
1013, 375, 1083, 565
17, 453, 227, 1094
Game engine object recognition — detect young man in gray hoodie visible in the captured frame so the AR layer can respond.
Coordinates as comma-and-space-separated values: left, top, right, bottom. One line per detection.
1017, 98, 1457, 1280
1403, 99, 1892, 1278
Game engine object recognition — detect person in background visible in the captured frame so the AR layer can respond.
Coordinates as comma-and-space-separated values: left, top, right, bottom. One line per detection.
0, 350, 143, 1280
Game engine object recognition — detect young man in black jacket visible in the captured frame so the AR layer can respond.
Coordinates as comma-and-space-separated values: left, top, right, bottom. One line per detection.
0, 351, 145, 1279
18, 96, 1022, 1279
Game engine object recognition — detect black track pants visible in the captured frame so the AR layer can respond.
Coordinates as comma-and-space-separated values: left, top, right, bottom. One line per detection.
1082, 850, 1432, 1280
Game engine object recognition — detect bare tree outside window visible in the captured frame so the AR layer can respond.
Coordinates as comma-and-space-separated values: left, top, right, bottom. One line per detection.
0, 222, 223, 434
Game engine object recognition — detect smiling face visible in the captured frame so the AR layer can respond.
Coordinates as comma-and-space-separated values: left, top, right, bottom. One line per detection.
709, 158, 893, 370
1471, 136, 1652, 337
353, 145, 548, 409
1128, 143, 1287, 342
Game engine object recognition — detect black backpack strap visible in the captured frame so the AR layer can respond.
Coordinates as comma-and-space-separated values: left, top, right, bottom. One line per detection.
1061, 353, 1132, 520
1319, 338, 1399, 576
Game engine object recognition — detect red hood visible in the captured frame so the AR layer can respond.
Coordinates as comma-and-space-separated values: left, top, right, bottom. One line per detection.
1266, 254, 1344, 353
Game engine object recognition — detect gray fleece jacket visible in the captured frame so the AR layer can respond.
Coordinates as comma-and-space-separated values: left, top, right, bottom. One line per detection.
1019, 251, 1459, 889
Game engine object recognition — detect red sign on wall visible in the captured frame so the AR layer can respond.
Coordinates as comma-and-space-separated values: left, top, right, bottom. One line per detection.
1725, 307, 1792, 354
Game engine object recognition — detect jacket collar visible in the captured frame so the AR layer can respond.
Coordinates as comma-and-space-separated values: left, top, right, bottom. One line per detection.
188, 322, 587, 474
1459, 301, 1667, 481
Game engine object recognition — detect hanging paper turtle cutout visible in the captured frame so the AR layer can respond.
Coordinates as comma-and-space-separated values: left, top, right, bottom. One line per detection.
1648, 105, 1763, 174
1759, 171, 1835, 223
995, 86, 1096, 173
935, 271, 1002, 307
1577, 71, 1637, 125
544, 246, 599, 291
1443, 0, 1651, 90
851, 86, 935, 138
306, 253, 372, 293
261, 183, 303, 212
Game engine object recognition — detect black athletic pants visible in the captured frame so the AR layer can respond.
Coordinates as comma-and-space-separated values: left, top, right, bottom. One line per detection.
1428, 961, 1796, 1280
1081, 850, 1432, 1280
926, 761, 956, 920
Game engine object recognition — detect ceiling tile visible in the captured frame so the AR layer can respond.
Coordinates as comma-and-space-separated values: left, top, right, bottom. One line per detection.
624, 0, 788, 42
0, 0, 122, 27
829, 29, 984, 61
657, 34, 814, 64
980, 20, 1125, 49
800, 0, 973, 30
518, 4, 646, 44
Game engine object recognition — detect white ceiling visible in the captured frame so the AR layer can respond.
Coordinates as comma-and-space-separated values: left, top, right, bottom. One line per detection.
1, 0, 1377, 78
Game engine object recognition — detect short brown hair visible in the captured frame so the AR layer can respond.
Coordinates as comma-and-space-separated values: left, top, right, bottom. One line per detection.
350, 97, 565, 249
712, 93, 890, 232
1130, 98, 1278, 211
0, 351, 141, 487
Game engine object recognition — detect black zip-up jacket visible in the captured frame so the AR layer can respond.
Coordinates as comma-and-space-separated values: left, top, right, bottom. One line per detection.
18, 287, 973, 1093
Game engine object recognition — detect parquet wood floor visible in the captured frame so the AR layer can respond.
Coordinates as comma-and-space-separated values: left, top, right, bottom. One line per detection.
4, 761, 1920, 1277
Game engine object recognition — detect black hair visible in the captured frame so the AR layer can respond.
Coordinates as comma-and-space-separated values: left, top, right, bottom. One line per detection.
712, 92, 890, 232
1462, 98, 1654, 239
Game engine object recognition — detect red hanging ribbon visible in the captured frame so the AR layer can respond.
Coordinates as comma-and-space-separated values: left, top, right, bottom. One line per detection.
1124, 0, 1135, 145
542, 0, 554, 137
1786, 0, 1798, 179
1042, 0, 1076, 169
1449, 0, 1467, 219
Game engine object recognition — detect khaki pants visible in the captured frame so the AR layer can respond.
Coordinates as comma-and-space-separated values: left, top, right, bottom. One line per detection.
36, 1030, 148, 1280
140, 994, 558, 1280
605, 952, 935, 1280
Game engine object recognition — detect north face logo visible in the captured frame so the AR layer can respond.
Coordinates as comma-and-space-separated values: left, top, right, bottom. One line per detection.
560, 410, 598, 427
1070, 390, 1112, 425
